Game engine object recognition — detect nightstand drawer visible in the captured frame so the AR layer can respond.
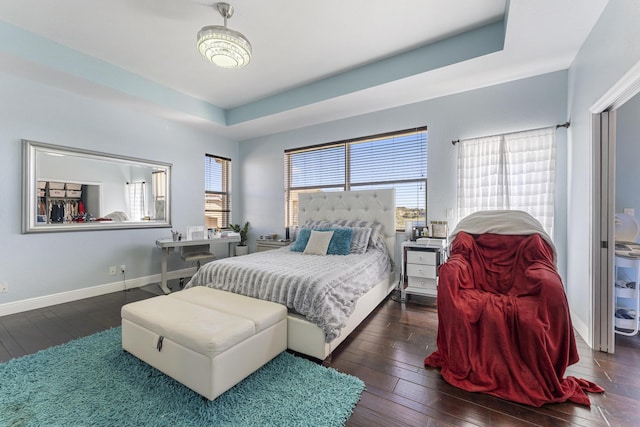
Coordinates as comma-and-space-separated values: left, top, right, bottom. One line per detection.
407, 263, 436, 279
408, 276, 437, 290
406, 251, 437, 265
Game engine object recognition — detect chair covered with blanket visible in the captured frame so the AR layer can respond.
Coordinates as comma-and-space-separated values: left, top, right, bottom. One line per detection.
424, 210, 603, 407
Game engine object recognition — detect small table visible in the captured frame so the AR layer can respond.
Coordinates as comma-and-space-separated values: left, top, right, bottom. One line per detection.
156, 236, 240, 294
400, 240, 447, 302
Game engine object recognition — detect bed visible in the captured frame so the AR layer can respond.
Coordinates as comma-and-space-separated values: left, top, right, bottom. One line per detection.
185, 189, 396, 361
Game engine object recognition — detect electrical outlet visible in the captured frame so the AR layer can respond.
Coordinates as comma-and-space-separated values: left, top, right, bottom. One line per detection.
0, 282, 8, 293
109, 266, 117, 276
120, 265, 126, 274
624, 207, 635, 217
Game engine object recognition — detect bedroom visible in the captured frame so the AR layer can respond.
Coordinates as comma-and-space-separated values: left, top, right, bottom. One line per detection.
0, 0, 639, 423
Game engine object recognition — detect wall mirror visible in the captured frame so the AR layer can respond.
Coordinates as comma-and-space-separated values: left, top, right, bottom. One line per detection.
22, 140, 172, 233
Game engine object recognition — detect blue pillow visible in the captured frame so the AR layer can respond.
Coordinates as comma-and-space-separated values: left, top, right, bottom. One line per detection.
290, 227, 353, 255
290, 228, 312, 252
326, 227, 353, 255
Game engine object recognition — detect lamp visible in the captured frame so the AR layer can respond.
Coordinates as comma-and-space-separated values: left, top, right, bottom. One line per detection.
197, 2, 252, 69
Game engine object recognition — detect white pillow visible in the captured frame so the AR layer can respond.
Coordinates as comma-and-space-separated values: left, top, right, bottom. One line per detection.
303, 230, 334, 255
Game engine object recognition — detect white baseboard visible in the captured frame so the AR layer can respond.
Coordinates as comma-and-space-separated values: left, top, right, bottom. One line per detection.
0, 267, 196, 317
570, 307, 591, 348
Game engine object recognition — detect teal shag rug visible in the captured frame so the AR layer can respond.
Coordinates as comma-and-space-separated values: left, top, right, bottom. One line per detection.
0, 327, 365, 426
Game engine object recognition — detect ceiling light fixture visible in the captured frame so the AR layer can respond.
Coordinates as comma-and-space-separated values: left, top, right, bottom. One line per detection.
197, 2, 252, 69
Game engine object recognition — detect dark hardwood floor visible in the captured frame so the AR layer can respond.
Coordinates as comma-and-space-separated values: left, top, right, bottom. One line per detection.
1, 287, 638, 426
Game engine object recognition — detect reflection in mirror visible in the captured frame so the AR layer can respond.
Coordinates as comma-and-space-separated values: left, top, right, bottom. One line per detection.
22, 140, 172, 233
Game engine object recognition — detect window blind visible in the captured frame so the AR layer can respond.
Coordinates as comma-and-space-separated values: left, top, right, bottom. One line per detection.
284, 127, 427, 230
205, 154, 231, 229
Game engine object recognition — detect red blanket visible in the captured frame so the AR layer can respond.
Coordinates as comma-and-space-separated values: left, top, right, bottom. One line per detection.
424, 232, 603, 406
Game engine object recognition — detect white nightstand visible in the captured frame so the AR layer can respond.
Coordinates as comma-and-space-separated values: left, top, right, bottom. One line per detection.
400, 240, 447, 302
256, 239, 291, 252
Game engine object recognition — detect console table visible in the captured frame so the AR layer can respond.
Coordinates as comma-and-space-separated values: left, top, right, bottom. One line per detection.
156, 236, 240, 294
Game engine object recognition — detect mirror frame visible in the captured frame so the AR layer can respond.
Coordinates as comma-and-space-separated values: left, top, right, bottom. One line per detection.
22, 139, 172, 233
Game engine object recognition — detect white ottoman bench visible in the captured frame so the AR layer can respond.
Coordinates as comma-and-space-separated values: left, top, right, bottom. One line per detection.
121, 287, 287, 400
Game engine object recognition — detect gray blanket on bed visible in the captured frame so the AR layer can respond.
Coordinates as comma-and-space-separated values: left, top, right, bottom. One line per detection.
185, 247, 392, 342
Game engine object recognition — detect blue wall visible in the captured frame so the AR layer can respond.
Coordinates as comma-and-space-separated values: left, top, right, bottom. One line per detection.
616, 93, 640, 217
0, 72, 238, 311
566, 0, 640, 343
238, 71, 569, 279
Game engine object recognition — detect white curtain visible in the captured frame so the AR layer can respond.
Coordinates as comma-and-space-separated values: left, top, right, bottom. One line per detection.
152, 171, 166, 220
127, 181, 146, 221
457, 127, 556, 236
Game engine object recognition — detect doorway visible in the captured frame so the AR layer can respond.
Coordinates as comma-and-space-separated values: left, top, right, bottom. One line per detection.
611, 94, 640, 347
593, 60, 640, 353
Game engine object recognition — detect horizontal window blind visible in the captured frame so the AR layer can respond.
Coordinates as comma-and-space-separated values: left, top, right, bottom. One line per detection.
205, 154, 231, 229
288, 144, 345, 190
285, 127, 427, 230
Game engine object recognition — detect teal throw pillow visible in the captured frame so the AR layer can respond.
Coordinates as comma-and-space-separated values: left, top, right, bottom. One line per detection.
326, 227, 353, 255
290, 228, 312, 252
290, 227, 353, 255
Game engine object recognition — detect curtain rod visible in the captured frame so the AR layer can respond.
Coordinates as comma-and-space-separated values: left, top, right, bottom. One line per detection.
451, 121, 570, 146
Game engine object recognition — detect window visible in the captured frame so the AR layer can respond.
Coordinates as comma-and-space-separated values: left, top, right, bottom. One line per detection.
457, 127, 556, 236
205, 154, 231, 229
284, 127, 427, 230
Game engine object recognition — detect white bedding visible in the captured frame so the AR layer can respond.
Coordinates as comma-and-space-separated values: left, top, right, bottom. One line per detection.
450, 210, 556, 259
185, 246, 392, 342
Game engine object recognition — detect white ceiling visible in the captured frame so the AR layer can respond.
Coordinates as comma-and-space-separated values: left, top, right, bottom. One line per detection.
0, 0, 608, 141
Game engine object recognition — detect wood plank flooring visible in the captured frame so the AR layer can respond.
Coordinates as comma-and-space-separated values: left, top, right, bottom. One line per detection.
1, 287, 638, 426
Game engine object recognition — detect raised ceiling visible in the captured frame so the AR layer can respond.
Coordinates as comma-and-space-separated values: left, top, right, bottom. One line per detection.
0, 0, 608, 140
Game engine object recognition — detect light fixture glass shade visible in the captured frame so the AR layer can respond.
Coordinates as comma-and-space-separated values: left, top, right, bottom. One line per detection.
197, 25, 252, 69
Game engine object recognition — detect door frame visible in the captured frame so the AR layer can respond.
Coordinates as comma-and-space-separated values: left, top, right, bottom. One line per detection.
592, 110, 616, 353
590, 60, 640, 352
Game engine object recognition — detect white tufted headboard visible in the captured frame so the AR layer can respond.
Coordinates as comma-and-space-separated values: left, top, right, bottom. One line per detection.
298, 189, 396, 262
